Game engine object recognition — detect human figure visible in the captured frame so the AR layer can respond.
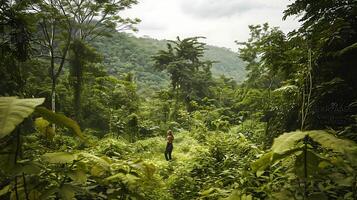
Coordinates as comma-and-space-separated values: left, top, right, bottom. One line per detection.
165, 130, 174, 161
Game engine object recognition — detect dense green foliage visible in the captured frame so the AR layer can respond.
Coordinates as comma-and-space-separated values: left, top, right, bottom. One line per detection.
91, 32, 246, 95
1, 0, 357, 199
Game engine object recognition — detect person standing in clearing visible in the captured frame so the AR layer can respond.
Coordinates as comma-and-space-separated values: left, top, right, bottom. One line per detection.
165, 130, 174, 161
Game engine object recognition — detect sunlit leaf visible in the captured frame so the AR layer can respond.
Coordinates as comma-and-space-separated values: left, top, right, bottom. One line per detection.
271, 131, 306, 154
35, 117, 54, 140
42, 152, 77, 164
0, 185, 10, 197
34, 117, 50, 132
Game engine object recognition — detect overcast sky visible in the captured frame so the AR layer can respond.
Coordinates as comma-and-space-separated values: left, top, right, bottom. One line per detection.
123, 0, 300, 50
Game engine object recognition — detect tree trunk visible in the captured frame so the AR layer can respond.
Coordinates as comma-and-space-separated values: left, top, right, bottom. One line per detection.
73, 65, 82, 122
51, 74, 56, 131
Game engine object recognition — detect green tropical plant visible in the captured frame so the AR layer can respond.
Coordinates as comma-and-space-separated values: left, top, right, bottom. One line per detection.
0, 97, 45, 138
253, 130, 357, 171
0, 97, 85, 199
252, 130, 357, 199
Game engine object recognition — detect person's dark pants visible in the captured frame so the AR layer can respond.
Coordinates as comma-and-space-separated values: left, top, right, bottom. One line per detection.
165, 143, 173, 161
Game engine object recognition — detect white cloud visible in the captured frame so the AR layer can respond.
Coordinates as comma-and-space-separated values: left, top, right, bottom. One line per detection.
179, 0, 274, 18
122, 0, 300, 50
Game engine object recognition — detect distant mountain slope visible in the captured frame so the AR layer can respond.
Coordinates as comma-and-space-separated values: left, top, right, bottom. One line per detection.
92, 32, 246, 91
204, 45, 246, 81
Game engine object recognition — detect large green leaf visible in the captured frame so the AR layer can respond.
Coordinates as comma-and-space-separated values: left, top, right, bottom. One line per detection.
252, 130, 357, 174
35, 106, 85, 141
308, 130, 357, 164
252, 147, 302, 173
252, 131, 307, 173
0, 97, 45, 138
294, 150, 323, 178
271, 131, 307, 154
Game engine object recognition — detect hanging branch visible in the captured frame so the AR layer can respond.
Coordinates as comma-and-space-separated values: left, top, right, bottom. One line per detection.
301, 48, 312, 131
300, 47, 312, 199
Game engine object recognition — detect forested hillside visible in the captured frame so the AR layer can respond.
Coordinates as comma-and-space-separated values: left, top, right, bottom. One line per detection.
92, 32, 246, 93
1, 0, 357, 200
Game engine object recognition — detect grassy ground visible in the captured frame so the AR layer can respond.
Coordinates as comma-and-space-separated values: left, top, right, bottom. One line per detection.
130, 131, 207, 180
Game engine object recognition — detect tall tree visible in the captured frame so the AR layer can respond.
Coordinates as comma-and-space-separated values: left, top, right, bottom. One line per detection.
284, 0, 357, 135
32, 0, 140, 116
68, 39, 101, 122
152, 37, 214, 112
237, 24, 309, 146
236, 23, 296, 89
0, 0, 33, 95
